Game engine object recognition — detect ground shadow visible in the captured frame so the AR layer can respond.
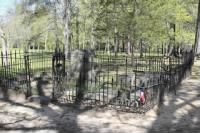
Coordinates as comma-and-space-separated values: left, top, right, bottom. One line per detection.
147, 61, 200, 133
0, 99, 95, 133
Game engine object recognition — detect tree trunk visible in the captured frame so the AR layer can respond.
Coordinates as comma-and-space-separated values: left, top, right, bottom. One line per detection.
63, 0, 71, 58
195, 0, 200, 55
44, 31, 48, 50
76, 9, 79, 49
114, 28, 118, 56
140, 39, 143, 58
91, 35, 95, 49
105, 37, 110, 54
0, 27, 9, 65
90, 27, 95, 49
127, 41, 131, 55
37, 42, 39, 51
82, 19, 86, 49
53, 2, 59, 49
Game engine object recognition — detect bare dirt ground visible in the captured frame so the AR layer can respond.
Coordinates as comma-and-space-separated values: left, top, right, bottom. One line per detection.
0, 60, 200, 133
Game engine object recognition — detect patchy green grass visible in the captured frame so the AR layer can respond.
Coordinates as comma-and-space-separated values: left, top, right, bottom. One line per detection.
0, 50, 53, 71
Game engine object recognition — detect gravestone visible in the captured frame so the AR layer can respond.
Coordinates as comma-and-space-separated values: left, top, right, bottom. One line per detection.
70, 49, 95, 103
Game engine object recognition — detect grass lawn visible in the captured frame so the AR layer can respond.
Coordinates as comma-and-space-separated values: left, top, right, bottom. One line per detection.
0, 48, 182, 81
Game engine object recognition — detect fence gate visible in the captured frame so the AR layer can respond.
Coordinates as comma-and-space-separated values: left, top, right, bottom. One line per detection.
52, 49, 66, 101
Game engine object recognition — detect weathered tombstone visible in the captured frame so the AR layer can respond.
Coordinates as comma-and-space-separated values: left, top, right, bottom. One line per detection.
117, 89, 130, 106
70, 49, 95, 103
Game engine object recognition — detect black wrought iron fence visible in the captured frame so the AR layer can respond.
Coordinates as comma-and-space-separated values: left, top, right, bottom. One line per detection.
0, 47, 194, 113
0, 50, 53, 98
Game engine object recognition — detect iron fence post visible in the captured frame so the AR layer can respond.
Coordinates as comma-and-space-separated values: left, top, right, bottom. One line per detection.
24, 50, 31, 98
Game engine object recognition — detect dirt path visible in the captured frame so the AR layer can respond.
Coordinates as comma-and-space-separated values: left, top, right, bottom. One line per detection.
0, 61, 200, 133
